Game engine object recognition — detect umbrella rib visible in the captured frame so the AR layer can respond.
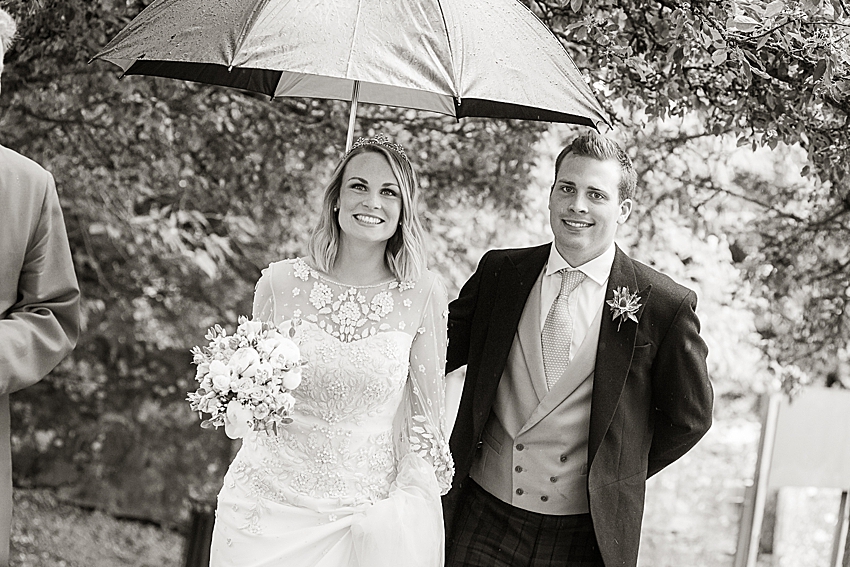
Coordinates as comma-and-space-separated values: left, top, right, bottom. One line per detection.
344, 0, 366, 76
434, 1, 458, 101
521, 3, 610, 127
231, 0, 275, 67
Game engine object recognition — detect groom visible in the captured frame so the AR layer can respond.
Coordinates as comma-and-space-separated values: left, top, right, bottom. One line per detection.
444, 130, 713, 567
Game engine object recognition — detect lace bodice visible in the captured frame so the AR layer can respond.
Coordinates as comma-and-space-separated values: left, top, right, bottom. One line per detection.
224, 258, 453, 524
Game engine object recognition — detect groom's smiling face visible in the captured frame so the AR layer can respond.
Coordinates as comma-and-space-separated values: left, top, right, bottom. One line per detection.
548, 154, 633, 267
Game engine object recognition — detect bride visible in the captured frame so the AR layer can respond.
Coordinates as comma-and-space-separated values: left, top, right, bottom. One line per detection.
209, 134, 454, 566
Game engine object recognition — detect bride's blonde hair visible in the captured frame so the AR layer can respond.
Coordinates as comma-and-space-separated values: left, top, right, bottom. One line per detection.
307, 137, 426, 282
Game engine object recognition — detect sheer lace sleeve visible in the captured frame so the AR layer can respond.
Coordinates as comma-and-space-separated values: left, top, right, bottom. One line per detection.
394, 272, 455, 495
252, 264, 276, 323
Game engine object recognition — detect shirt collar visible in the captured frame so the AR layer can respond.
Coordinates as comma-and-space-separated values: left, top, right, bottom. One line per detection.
545, 242, 616, 286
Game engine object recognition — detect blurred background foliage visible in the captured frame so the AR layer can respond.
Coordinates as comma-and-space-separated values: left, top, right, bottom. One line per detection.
0, 0, 847, 527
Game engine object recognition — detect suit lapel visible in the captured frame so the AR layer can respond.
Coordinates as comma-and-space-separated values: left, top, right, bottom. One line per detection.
474, 244, 550, 434
588, 246, 653, 465
515, 269, 548, 403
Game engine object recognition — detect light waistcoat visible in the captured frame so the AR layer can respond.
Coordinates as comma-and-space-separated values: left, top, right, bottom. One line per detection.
470, 269, 602, 515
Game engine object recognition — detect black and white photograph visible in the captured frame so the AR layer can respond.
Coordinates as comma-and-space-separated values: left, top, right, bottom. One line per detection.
1, 1, 849, 566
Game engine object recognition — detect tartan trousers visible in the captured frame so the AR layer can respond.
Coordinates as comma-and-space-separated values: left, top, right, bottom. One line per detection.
445, 480, 605, 567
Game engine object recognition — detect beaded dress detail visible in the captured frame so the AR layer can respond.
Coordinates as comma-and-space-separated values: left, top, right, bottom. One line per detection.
210, 258, 453, 567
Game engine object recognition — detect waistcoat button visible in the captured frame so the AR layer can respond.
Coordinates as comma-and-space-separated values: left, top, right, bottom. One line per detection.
540, 495, 549, 502
516, 488, 524, 495
516, 444, 524, 451
515, 465, 523, 473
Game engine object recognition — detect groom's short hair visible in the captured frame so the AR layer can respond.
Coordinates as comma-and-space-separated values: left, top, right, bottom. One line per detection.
554, 130, 637, 202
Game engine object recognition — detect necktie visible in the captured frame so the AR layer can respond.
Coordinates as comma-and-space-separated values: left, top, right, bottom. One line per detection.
542, 269, 586, 390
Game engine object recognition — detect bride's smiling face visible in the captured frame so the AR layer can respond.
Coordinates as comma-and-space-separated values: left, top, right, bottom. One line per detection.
336, 151, 402, 247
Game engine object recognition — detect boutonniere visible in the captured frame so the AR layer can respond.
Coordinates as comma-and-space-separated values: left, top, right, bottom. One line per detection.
606, 286, 642, 331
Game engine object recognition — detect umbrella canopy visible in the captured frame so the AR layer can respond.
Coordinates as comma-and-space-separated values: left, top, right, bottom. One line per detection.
94, 0, 610, 148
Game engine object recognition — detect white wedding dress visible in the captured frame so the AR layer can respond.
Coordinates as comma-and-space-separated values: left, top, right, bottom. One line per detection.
209, 258, 454, 567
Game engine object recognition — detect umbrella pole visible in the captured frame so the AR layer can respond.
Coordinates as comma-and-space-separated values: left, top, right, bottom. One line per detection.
345, 81, 361, 153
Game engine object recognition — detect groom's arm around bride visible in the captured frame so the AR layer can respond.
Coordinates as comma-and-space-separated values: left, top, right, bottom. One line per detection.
443, 130, 713, 567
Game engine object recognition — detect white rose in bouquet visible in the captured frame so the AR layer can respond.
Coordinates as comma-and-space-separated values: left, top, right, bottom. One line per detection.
229, 347, 261, 374
208, 359, 231, 378
257, 335, 284, 357
252, 402, 271, 421
281, 366, 303, 390
225, 400, 254, 439
211, 373, 233, 393
241, 361, 260, 379
271, 337, 301, 366
231, 375, 253, 393
243, 360, 274, 380
247, 385, 268, 401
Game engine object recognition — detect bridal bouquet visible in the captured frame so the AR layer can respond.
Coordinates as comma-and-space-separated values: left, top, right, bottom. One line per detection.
187, 317, 303, 439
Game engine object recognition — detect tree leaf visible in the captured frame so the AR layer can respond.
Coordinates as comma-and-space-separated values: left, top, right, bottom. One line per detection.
728, 15, 759, 32
750, 65, 771, 79
673, 11, 686, 38
801, 0, 819, 14
736, 15, 760, 25
192, 250, 219, 279
741, 59, 753, 86
813, 59, 828, 82
764, 0, 785, 18
710, 26, 724, 43
570, 0, 583, 13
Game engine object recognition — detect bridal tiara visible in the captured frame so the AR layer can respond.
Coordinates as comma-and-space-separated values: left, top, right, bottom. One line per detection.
347, 133, 409, 163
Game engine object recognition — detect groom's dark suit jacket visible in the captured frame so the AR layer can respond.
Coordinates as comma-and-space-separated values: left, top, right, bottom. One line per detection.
445, 243, 713, 567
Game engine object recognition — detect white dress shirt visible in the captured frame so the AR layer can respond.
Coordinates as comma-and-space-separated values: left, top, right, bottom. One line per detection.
540, 243, 615, 362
